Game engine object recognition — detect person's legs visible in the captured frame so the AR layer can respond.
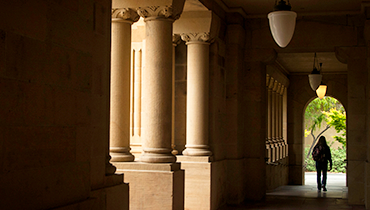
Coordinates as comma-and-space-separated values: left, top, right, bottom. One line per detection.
322, 162, 328, 191
316, 161, 322, 191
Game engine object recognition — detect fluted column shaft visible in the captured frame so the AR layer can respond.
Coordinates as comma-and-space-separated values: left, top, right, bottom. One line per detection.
182, 33, 212, 156
110, 8, 138, 162
139, 6, 180, 163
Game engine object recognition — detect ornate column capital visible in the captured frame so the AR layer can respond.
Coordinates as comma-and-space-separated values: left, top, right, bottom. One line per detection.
137, 5, 181, 20
112, 8, 140, 23
172, 34, 182, 46
180, 32, 210, 43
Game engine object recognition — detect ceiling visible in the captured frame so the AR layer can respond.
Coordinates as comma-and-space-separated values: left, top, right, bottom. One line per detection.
217, 0, 364, 18
276, 52, 347, 75
184, 0, 367, 75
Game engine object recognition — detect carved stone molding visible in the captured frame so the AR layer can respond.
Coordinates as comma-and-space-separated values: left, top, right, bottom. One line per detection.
280, 85, 285, 95
268, 77, 275, 89
137, 5, 180, 20
172, 34, 182, 45
180, 32, 210, 43
112, 8, 139, 22
272, 80, 278, 92
266, 74, 270, 87
105, 155, 116, 175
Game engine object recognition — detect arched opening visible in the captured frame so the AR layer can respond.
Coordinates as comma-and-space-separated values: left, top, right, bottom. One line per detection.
303, 96, 347, 188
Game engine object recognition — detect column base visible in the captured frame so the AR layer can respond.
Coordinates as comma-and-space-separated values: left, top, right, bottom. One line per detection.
115, 162, 184, 210
140, 153, 176, 163
140, 148, 177, 163
182, 145, 212, 156
110, 154, 135, 162
110, 147, 135, 162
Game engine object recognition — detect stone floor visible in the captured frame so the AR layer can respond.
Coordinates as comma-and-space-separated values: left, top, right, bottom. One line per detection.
219, 172, 366, 210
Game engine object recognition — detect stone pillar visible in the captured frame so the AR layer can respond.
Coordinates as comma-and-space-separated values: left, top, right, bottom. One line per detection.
268, 77, 275, 162
133, 48, 142, 138
283, 86, 288, 157
276, 83, 281, 160
266, 75, 272, 162
271, 80, 278, 162
336, 46, 367, 205
110, 8, 139, 162
243, 48, 270, 201
172, 35, 181, 155
138, 6, 180, 163
279, 85, 286, 158
181, 33, 212, 156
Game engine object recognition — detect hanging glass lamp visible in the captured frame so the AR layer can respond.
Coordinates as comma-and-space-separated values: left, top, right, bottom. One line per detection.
268, 0, 297, 48
316, 84, 327, 99
308, 53, 323, 91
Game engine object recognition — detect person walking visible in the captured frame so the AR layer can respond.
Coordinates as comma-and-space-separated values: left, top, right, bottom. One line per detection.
312, 136, 333, 191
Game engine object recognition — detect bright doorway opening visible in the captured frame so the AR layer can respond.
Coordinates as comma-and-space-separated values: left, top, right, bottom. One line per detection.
303, 97, 347, 186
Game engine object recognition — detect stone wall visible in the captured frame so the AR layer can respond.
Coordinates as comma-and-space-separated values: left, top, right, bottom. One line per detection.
0, 1, 128, 209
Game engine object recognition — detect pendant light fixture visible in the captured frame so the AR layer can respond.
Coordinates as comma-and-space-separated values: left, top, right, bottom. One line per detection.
308, 53, 322, 91
316, 83, 327, 99
268, 0, 297, 48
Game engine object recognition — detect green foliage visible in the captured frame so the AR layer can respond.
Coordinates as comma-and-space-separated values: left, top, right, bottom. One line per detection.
304, 97, 346, 151
323, 108, 346, 146
305, 97, 344, 131
304, 146, 347, 173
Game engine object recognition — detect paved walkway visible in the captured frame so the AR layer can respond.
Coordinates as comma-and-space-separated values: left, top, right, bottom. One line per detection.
219, 172, 365, 210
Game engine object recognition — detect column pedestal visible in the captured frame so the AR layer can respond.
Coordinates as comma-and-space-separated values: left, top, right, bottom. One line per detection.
115, 162, 184, 210
177, 156, 213, 210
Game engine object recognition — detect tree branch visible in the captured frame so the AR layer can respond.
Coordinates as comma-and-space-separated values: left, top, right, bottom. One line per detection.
306, 125, 330, 159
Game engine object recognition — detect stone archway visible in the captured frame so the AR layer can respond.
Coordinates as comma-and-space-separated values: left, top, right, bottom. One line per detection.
303, 96, 347, 186
287, 72, 347, 185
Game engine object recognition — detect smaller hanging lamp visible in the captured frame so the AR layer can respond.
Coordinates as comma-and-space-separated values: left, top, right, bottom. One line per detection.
268, 0, 297, 48
308, 53, 322, 91
316, 83, 327, 99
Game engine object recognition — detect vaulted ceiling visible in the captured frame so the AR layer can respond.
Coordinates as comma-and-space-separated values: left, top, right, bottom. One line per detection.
184, 0, 367, 75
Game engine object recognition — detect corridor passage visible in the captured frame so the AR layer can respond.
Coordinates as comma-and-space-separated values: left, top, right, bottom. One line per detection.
219, 172, 365, 210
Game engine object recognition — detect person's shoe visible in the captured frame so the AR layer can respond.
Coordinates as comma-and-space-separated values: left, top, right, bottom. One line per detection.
323, 187, 327, 191
318, 184, 321, 191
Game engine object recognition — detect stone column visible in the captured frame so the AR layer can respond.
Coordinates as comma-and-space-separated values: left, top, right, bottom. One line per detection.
280, 85, 286, 158
181, 33, 212, 156
275, 83, 282, 160
283, 86, 288, 157
268, 77, 275, 162
171, 35, 181, 155
110, 8, 139, 162
138, 6, 180, 163
133, 48, 142, 138
266, 75, 272, 162
272, 80, 278, 162
279, 85, 286, 158
336, 46, 367, 205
